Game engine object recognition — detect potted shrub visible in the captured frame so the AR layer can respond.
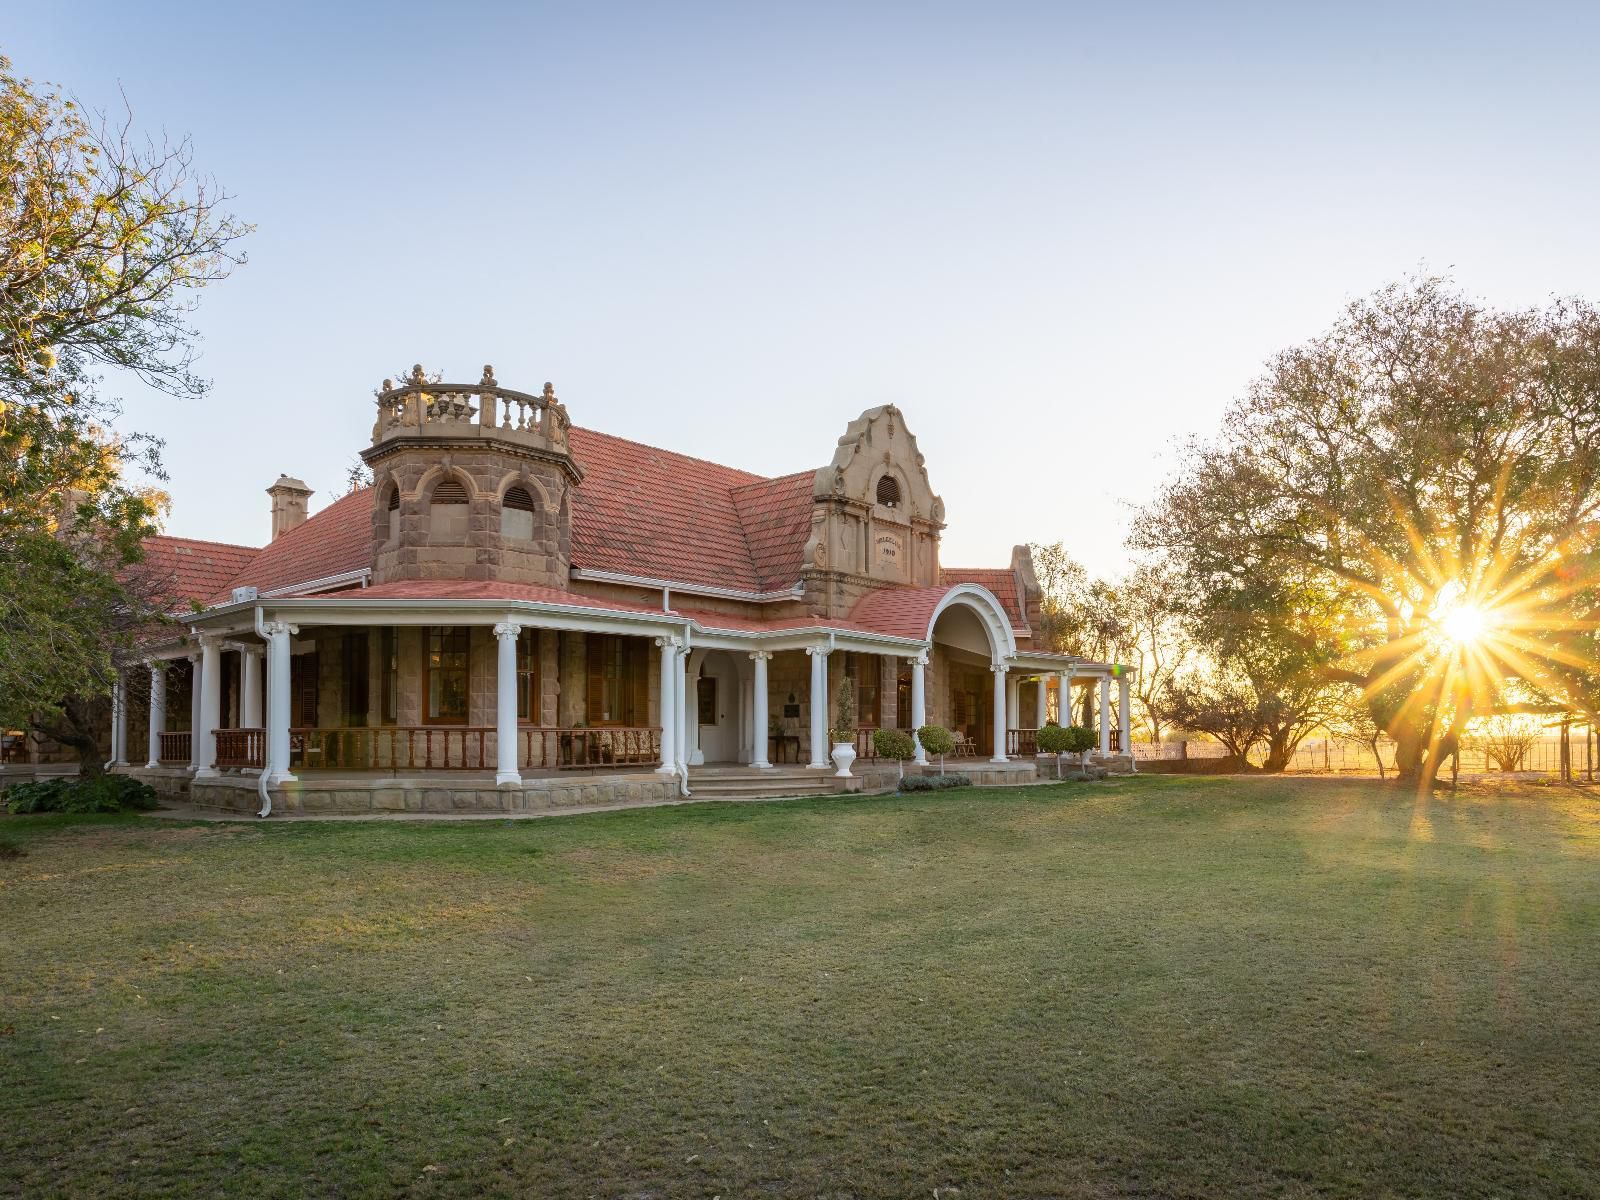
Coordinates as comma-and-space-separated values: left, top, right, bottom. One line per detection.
829, 684, 857, 777
872, 727, 915, 782
916, 724, 955, 775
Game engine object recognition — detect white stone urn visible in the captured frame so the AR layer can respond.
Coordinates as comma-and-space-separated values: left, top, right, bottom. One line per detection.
830, 741, 856, 777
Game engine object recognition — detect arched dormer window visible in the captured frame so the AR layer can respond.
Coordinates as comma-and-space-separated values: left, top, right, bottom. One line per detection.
429, 478, 469, 540
875, 474, 901, 509
501, 485, 535, 540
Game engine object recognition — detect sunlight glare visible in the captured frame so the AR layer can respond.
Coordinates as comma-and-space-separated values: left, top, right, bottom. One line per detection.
1438, 601, 1490, 649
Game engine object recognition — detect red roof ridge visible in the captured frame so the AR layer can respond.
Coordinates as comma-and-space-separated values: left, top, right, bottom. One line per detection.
146, 533, 262, 554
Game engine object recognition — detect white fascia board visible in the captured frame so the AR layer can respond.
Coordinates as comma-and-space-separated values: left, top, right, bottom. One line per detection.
572, 567, 802, 604
256, 596, 692, 638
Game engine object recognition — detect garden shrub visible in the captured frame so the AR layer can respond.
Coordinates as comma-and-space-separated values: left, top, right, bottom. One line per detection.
872, 728, 915, 778
916, 724, 955, 774
4, 775, 158, 815
899, 772, 971, 792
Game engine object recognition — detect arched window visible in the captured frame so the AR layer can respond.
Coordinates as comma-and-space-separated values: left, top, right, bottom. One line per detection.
429, 478, 469, 540
501, 484, 535, 541
381, 486, 400, 542
875, 474, 901, 508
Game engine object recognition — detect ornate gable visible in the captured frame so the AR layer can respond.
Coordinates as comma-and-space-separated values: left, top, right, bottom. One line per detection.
802, 405, 946, 614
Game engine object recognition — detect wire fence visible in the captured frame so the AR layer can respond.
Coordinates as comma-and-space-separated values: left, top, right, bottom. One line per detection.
1131, 734, 1600, 779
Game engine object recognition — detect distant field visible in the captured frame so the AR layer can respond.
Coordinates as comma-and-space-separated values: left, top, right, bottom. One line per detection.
3, 775, 1598, 1198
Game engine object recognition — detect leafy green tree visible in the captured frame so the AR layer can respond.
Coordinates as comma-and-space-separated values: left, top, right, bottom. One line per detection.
0, 55, 248, 770
1135, 277, 1600, 785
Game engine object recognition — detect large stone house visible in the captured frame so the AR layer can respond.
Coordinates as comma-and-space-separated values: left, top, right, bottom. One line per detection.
92, 367, 1131, 813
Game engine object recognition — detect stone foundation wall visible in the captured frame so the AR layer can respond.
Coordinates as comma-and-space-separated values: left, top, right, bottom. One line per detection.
186, 771, 680, 816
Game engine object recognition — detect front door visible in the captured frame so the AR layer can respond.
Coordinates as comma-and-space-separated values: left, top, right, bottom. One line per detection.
697, 651, 741, 762
951, 665, 993, 756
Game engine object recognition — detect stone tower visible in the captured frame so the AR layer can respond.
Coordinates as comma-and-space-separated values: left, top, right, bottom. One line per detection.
361, 365, 582, 587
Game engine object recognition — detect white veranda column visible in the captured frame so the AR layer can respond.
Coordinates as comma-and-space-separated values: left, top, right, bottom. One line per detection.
146, 662, 166, 768
1118, 670, 1132, 753
196, 635, 223, 778
1005, 674, 1020, 732
677, 650, 690, 770
494, 622, 522, 785
807, 646, 830, 768
241, 648, 263, 728
1098, 676, 1112, 757
187, 652, 203, 771
991, 663, 1009, 762
655, 637, 679, 774
110, 672, 128, 766
264, 621, 298, 785
749, 652, 772, 768
1035, 677, 1049, 728
909, 652, 928, 764
1057, 672, 1071, 727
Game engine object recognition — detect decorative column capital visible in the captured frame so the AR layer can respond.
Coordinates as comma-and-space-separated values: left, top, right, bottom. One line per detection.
261, 620, 298, 638
806, 645, 830, 658
748, 650, 772, 662
196, 632, 224, 651
906, 651, 929, 667
148, 661, 166, 678
654, 635, 683, 651
991, 662, 1009, 675
493, 621, 520, 641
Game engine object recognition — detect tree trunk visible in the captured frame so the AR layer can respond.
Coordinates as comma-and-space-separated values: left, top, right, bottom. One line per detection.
1261, 730, 1292, 773
31, 696, 107, 780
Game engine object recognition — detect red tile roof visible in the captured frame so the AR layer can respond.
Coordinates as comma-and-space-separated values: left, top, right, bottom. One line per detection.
212, 487, 375, 602
847, 585, 958, 640
140, 535, 260, 607
568, 427, 775, 592
940, 567, 1027, 631
731, 470, 816, 590
351, 580, 665, 615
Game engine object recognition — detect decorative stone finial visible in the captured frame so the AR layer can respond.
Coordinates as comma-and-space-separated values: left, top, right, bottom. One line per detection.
410, 363, 425, 386
543, 382, 555, 400
381, 378, 393, 392
481, 364, 496, 387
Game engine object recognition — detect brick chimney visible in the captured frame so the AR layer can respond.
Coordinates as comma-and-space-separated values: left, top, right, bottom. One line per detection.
267, 475, 313, 541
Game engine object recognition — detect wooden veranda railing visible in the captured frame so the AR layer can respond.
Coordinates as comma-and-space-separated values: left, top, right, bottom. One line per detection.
1006, 728, 1039, 756
215, 729, 265, 770
157, 730, 191, 765
853, 728, 879, 760
219, 726, 670, 772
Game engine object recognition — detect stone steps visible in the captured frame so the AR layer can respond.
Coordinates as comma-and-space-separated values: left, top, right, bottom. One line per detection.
686, 767, 850, 800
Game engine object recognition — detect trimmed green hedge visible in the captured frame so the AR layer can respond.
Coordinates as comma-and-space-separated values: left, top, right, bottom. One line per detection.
898, 772, 972, 792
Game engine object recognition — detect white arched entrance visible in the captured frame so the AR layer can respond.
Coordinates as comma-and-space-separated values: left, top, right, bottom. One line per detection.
925, 585, 1016, 763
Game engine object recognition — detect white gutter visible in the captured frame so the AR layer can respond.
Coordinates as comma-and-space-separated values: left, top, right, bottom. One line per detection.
257, 568, 372, 598
571, 567, 803, 604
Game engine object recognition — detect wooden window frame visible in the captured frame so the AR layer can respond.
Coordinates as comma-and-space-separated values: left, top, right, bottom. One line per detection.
380, 628, 398, 725
424, 626, 470, 726
585, 634, 648, 727
517, 629, 542, 725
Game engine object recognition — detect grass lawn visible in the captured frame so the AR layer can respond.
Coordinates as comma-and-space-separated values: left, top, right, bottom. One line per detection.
3, 775, 1599, 1198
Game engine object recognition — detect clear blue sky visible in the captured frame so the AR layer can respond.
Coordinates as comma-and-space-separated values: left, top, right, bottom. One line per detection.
8, 2, 1599, 577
